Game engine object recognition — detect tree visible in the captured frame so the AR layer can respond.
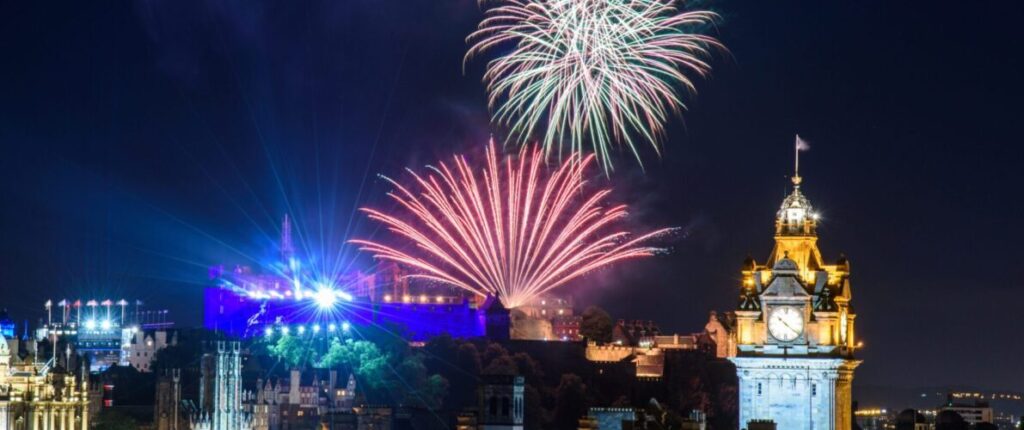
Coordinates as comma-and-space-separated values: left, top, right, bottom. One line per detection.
317, 338, 390, 387
553, 374, 588, 430
935, 410, 968, 430
579, 306, 613, 343
268, 335, 318, 369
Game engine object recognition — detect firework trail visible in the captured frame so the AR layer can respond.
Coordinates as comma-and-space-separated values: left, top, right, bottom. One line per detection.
466, 0, 724, 171
351, 143, 674, 308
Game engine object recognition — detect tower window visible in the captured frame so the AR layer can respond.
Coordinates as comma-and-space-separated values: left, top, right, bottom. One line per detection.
812, 384, 817, 396
757, 383, 762, 396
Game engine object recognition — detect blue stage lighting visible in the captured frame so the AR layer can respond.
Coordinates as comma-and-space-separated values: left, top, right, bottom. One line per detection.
341, 321, 351, 332
314, 287, 337, 309
84, 319, 97, 330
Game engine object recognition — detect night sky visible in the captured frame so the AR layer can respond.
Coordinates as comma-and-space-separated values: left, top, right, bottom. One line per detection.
1, 1, 1022, 392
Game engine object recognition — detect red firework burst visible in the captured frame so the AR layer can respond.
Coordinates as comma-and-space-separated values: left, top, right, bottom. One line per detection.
351, 143, 674, 308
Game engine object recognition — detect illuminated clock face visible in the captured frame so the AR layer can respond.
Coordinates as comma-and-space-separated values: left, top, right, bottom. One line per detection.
768, 306, 804, 342
839, 310, 848, 343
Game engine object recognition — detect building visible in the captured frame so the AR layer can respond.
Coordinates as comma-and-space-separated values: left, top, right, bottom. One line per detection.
704, 311, 737, 358
0, 331, 90, 430
587, 408, 637, 430
155, 369, 187, 430
127, 329, 177, 372
204, 216, 487, 341
39, 299, 172, 372
941, 398, 993, 427
192, 342, 253, 430
478, 375, 524, 430
729, 156, 861, 430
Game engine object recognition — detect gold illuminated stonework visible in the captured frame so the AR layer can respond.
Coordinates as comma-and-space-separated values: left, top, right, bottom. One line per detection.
0, 333, 90, 430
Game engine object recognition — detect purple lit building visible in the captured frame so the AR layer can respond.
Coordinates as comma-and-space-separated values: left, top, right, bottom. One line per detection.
203, 216, 488, 340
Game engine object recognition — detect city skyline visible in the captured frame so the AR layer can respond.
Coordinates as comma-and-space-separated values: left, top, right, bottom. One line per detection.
1, 0, 1022, 399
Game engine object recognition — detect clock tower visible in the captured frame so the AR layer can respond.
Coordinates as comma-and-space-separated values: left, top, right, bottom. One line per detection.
730, 156, 861, 430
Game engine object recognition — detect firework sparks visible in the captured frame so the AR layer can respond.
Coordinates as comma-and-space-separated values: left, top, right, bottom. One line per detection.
351, 143, 674, 308
466, 0, 724, 171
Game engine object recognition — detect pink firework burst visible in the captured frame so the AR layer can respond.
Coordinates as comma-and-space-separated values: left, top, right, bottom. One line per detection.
351, 143, 675, 308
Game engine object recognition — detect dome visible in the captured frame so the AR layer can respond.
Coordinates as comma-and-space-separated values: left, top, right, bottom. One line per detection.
775, 179, 818, 236
777, 187, 813, 219
773, 256, 799, 272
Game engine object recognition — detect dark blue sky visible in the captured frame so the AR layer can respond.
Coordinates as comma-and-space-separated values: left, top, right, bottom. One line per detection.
1, 1, 1022, 391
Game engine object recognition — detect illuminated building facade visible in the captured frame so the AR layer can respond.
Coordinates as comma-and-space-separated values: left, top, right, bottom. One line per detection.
193, 342, 252, 430
0, 332, 90, 430
39, 299, 169, 372
204, 216, 486, 340
729, 167, 861, 430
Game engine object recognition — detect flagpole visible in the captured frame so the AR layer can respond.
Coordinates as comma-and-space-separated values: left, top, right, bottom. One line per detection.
795, 134, 801, 178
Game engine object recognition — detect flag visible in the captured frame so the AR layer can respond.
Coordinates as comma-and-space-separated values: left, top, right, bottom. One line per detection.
795, 134, 810, 151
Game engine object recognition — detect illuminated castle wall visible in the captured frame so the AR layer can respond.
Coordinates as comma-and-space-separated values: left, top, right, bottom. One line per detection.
203, 216, 487, 340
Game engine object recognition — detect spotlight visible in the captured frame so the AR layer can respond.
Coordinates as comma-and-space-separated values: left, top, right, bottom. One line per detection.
312, 324, 321, 333
264, 327, 273, 337
281, 326, 290, 335
314, 288, 337, 309
341, 322, 351, 332
297, 326, 306, 334
337, 291, 353, 302
327, 323, 337, 332
100, 320, 112, 330
84, 319, 97, 330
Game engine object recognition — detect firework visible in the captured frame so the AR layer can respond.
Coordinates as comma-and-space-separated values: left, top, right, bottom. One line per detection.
466, 0, 723, 171
351, 143, 674, 308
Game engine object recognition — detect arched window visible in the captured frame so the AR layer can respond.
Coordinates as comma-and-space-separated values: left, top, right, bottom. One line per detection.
501, 397, 510, 416
489, 396, 498, 416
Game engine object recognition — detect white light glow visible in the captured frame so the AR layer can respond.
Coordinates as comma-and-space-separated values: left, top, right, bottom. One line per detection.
314, 288, 337, 309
